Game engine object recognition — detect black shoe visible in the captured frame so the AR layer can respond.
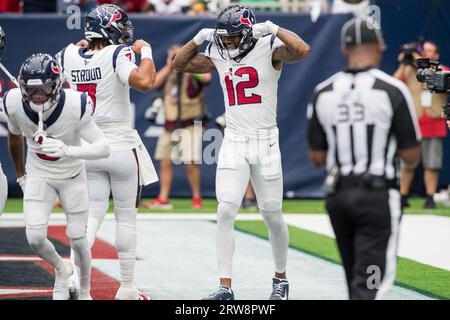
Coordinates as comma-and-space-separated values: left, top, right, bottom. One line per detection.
203, 285, 234, 300
269, 278, 289, 300
424, 196, 436, 209
401, 195, 410, 209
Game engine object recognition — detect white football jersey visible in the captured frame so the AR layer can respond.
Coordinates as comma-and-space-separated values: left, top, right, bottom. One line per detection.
3, 88, 93, 179
57, 43, 139, 151
204, 35, 284, 135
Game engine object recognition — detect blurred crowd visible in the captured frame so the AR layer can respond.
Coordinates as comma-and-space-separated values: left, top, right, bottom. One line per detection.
0, 0, 371, 15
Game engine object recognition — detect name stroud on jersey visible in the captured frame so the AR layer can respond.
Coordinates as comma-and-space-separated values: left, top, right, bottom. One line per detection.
71, 67, 102, 83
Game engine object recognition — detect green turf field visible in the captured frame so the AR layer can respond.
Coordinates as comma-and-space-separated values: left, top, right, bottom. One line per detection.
3, 197, 450, 217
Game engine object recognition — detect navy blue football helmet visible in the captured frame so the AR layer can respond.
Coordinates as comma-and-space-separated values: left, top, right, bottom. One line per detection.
84, 4, 133, 45
19, 53, 62, 113
214, 5, 257, 60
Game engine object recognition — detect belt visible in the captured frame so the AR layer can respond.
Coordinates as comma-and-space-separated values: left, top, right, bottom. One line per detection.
337, 174, 398, 190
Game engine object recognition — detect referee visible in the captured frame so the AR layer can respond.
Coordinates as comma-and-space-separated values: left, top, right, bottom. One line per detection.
307, 18, 421, 300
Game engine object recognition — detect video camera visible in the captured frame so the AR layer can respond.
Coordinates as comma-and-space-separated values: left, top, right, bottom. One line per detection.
399, 40, 424, 66
416, 58, 450, 119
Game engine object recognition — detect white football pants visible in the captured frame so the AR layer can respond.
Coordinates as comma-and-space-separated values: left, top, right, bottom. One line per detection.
84, 149, 141, 289
23, 171, 91, 293
215, 128, 289, 279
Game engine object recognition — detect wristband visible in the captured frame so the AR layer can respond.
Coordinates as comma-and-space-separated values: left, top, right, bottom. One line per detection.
193, 74, 203, 81
141, 46, 153, 60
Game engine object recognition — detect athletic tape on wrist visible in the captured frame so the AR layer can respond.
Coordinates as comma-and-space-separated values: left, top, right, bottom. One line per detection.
141, 46, 153, 60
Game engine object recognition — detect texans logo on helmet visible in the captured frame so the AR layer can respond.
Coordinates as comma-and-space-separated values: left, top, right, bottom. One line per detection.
51, 63, 60, 74
239, 9, 254, 26
98, 9, 122, 28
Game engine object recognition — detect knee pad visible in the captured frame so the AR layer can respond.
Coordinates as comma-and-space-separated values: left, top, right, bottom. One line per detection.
66, 213, 88, 239
259, 199, 282, 214
217, 202, 239, 230
26, 228, 47, 249
217, 191, 242, 208
89, 207, 107, 224
70, 236, 89, 252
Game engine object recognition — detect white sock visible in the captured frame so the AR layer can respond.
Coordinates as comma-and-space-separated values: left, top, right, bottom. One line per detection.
260, 208, 289, 274
216, 202, 239, 279
71, 236, 91, 293
26, 228, 64, 269
115, 208, 137, 288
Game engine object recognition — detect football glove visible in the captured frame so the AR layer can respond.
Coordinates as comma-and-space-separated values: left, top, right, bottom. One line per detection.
252, 21, 279, 39
41, 138, 74, 158
17, 175, 26, 194
193, 28, 215, 46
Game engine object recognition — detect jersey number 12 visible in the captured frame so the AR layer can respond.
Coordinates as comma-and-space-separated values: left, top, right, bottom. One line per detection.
225, 67, 262, 106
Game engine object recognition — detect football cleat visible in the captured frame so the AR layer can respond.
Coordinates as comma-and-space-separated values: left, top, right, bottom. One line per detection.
68, 265, 80, 300
115, 287, 151, 300
53, 260, 73, 300
269, 278, 289, 300
203, 285, 234, 300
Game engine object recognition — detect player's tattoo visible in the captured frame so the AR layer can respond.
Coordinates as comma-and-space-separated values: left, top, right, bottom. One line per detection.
173, 40, 216, 73
272, 28, 310, 67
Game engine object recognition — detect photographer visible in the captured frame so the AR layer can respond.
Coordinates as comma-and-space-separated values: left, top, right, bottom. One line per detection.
142, 45, 211, 210
394, 40, 448, 209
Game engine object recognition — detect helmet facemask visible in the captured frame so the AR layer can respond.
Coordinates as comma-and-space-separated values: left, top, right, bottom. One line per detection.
215, 27, 253, 61
21, 78, 62, 113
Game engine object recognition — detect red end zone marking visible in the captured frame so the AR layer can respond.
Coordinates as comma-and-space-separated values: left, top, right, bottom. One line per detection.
0, 226, 120, 300
34, 260, 119, 300
47, 226, 118, 259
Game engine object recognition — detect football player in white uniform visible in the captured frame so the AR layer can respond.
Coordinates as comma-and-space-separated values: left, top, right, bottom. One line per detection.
57, 4, 158, 300
4, 53, 111, 300
0, 26, 9, 217
174, 5, 310, 300
0, 99, 7, 217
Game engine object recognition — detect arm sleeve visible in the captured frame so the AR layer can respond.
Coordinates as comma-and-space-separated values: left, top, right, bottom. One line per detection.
392, 83, 421, 149
65, 94, 110, 160
70, 119, 110, 160
307, 90, 328, 151
115, 46, 138, 86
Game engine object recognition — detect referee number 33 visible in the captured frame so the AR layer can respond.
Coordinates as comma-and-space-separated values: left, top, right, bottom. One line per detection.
337, 102, 365, 123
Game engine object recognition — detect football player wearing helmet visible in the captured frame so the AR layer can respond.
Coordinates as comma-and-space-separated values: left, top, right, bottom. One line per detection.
173, 5, 310, 300
57, 4, 158, 300
0, 26, 7, 217
3, 53, 111, 300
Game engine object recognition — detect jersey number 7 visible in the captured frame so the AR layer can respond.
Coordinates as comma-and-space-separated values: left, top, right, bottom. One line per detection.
225, 67, 262, 106
77, 83, 97, 113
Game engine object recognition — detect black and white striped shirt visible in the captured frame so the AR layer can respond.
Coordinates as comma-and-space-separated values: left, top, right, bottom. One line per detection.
307, 67, 421, 180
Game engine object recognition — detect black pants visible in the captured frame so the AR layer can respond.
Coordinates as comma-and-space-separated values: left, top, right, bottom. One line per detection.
326, 182, 402, 300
